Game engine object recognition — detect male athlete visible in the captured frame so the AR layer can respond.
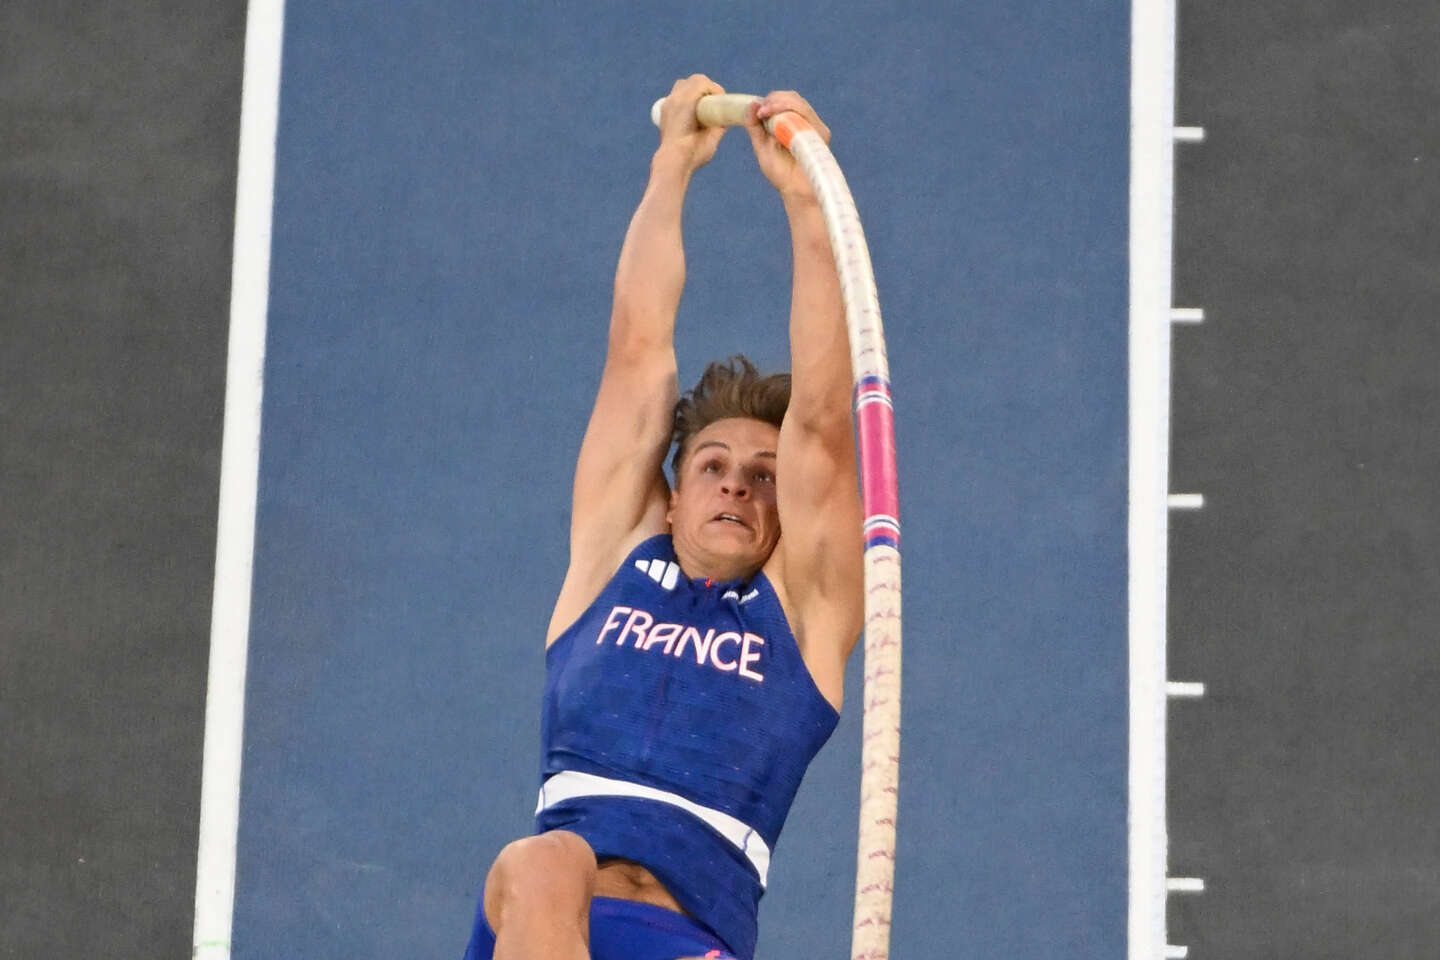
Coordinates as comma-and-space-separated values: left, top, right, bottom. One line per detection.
463, 75, 862, 960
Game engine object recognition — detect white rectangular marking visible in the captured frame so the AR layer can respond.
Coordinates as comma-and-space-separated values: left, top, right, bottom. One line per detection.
1167, 877, 1206, 893
1167, 681, 1207, 699
1173, 126, 1206, 142
1168, 493, 1205, 510
1170, 307, 1205, 324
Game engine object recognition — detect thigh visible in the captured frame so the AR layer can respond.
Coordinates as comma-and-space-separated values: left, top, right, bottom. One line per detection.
465, 832, 598, 959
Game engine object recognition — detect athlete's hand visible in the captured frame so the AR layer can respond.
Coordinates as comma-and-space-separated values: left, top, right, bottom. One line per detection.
745, 90, 831, 202
655, 74, 729, 172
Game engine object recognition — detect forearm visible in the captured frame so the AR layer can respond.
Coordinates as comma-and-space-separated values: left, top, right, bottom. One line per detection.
608, 145, 696, 356
783, 195, 851, 430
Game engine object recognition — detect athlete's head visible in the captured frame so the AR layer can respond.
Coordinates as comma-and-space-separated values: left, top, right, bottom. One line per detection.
668, 356, 790, 579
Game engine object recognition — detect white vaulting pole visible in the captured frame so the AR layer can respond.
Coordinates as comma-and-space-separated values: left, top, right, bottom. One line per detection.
652, 91, 903, 960
192, 0, 286, 956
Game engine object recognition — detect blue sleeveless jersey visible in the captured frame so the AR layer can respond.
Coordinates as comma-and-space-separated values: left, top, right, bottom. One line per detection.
537, 534, 840, 959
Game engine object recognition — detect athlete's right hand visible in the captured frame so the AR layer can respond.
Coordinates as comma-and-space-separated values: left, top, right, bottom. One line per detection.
654, 74, 728, 171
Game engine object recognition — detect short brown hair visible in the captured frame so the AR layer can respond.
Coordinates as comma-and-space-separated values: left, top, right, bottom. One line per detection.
671, 355, 790, 476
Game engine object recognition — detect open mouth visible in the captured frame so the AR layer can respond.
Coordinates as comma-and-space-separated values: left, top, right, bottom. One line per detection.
711, 512, 750, 530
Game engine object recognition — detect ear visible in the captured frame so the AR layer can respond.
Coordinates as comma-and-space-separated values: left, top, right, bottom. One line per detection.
666, 485, 679, 525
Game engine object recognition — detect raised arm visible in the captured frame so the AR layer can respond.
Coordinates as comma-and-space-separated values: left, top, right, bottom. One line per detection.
746, 93, 864, 704
546, 75, 729, 645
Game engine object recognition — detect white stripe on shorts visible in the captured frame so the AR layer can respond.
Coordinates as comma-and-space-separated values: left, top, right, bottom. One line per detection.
536, 769, 771, 887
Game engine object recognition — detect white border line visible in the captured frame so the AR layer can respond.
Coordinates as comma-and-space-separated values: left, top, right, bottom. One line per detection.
192, 1, 286, 956
1130, 0, 1177, 958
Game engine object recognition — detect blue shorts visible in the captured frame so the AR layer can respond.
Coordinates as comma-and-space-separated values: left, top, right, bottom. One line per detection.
463, 893, 741, 960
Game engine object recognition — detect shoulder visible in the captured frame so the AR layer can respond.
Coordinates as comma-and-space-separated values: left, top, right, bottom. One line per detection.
546, 523, 672, 647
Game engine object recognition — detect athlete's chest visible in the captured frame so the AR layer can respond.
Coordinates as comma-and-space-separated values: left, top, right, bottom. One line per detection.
572, 568, 773, 684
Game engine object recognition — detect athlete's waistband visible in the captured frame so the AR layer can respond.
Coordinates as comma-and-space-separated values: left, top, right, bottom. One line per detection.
536, 770, 771, 888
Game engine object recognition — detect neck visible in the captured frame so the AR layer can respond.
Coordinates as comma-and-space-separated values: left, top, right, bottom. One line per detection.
670, 532, 762, 584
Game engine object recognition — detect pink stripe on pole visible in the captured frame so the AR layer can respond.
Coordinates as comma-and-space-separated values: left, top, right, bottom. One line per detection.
857, 397, 899, 529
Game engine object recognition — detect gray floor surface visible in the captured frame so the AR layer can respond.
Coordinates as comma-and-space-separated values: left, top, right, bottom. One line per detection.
1168, 2, 1440, 956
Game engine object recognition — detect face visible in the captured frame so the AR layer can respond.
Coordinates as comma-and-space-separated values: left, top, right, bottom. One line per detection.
668, 417, 782, 580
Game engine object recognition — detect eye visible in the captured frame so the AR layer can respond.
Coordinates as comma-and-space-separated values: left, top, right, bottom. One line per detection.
752, 468, 774, 484
702, 459, 723, 473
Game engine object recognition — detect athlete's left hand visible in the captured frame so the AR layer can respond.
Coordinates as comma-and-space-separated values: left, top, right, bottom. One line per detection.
744, 90, 831, 202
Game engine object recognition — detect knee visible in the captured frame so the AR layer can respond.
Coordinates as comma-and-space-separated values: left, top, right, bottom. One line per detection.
484, 831, 597, 927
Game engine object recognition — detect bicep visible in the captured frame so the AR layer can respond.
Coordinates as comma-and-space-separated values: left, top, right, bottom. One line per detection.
568, 350, 676, 571
546, 352, 673, 647
773, 414, 864, 651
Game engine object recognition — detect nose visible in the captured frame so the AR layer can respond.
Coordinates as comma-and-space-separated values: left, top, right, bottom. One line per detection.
720, 467, 749, 498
